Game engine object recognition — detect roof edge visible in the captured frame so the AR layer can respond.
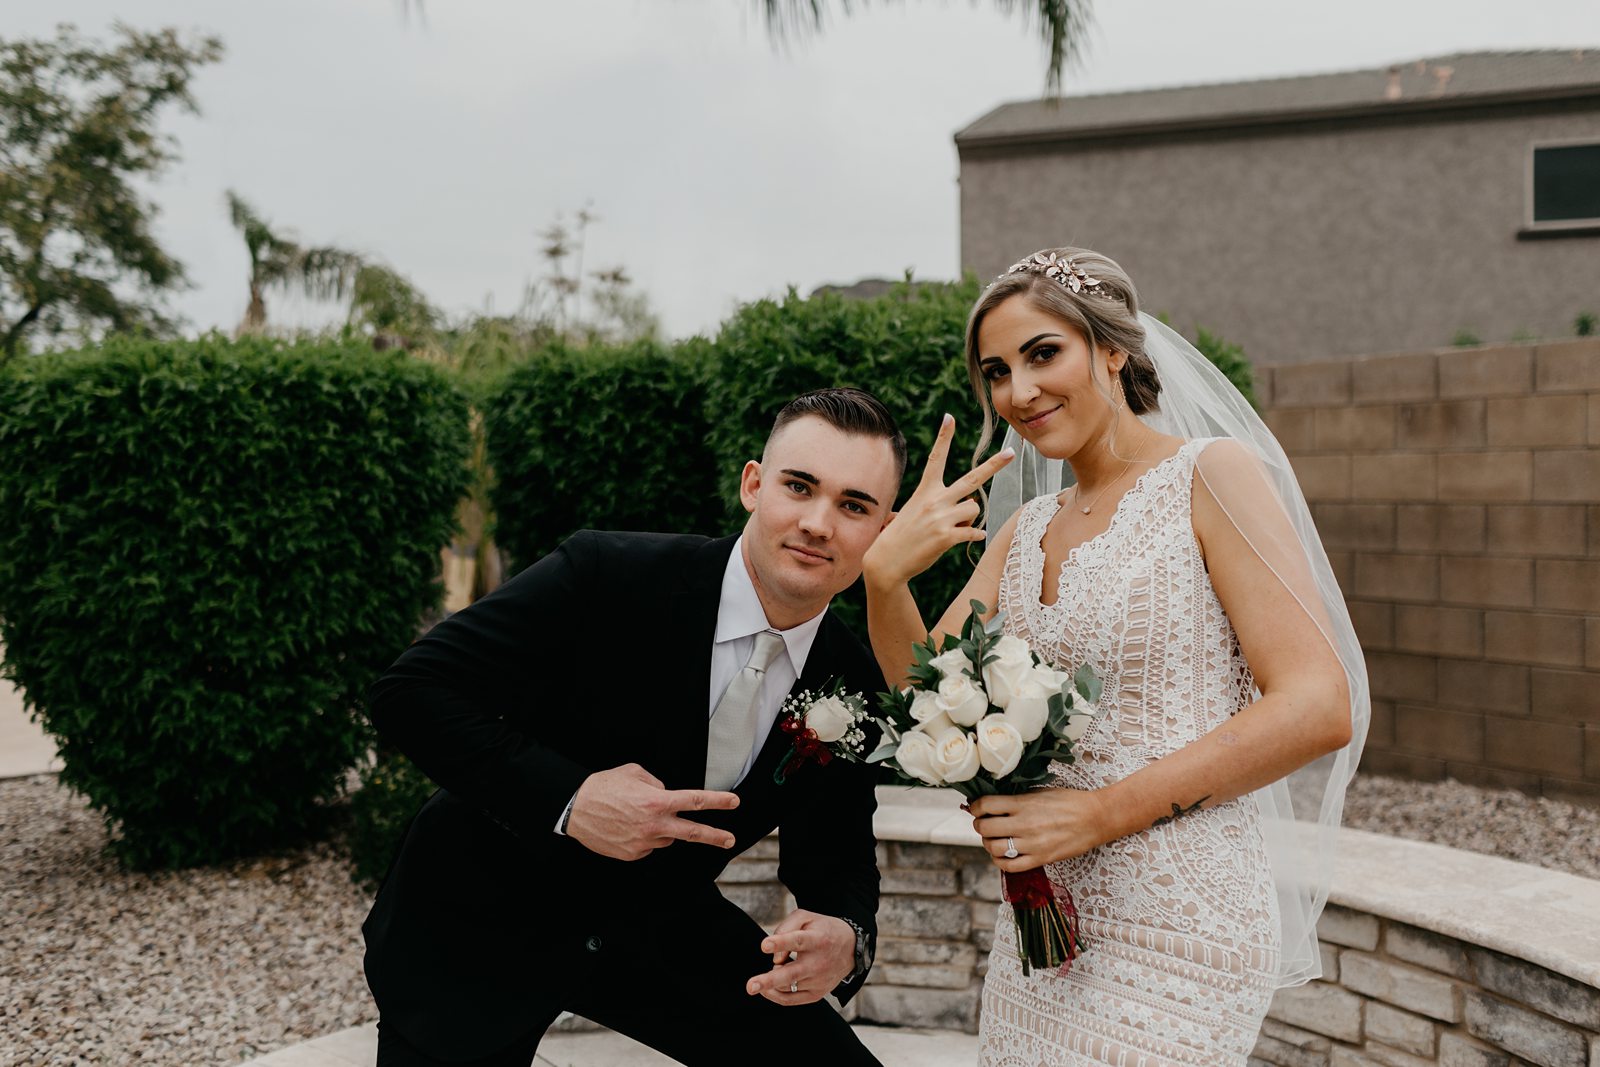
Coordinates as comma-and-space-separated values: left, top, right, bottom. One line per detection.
954, 82, 1600, 151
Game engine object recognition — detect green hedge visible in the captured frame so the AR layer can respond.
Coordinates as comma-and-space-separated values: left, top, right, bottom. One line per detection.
479, 282, 1258, 631
482, 336, 724, 570
348, 749, 437, 889
0, 336, 470, 868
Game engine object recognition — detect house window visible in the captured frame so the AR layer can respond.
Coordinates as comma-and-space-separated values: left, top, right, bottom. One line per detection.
1531, 142, 1600, 226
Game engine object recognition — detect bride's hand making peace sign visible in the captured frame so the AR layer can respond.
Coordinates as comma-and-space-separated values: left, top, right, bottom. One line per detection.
864, 414, 1014, 587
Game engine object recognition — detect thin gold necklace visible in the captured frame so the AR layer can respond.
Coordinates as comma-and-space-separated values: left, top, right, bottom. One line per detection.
1072, 433, 1147, 515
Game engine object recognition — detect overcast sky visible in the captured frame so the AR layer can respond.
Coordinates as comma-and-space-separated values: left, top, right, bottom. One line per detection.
17, 1, 1600, 339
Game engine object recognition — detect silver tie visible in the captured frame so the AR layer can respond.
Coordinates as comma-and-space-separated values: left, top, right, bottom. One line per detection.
705, 630, 786, 791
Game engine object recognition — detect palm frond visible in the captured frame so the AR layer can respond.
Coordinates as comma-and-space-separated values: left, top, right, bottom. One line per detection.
224, 189, 301, 276
993, 0, 1094, 94
290, 246, 365, 302
760, 0, 830, 40
756, 1, 1092, 91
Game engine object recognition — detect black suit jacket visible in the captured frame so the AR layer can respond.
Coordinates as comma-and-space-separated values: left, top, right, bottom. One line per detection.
362, 531, 884, 1060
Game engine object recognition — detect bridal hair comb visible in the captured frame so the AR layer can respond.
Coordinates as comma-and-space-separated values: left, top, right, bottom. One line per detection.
1004, 251, 1113, 297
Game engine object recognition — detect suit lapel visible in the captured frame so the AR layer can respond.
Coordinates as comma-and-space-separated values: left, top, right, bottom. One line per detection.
657, 535, 738, 792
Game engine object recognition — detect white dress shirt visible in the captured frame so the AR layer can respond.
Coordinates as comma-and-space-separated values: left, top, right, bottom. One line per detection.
555, 536, 826, 832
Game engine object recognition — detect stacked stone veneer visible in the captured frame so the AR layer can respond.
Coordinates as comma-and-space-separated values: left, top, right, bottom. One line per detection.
717, 798, 1600, 1065
717, 836, 1000, 1033
1257, 338, 1600, 806
1255, 905, 1600, 1067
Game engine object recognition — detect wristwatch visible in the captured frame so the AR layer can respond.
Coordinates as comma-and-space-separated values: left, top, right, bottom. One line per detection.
839, 916, 873, 984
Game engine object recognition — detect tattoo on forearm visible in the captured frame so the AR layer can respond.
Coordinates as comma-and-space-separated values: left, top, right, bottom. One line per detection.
1151, 796, 1211, 828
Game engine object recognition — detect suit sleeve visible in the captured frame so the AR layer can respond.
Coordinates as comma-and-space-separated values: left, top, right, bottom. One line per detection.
367, 532, 599, 844
776, 643, 884, 1001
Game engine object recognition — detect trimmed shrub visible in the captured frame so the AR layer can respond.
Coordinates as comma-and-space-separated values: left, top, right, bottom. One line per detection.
482, 336, 723, 570
1191, 327, 1258, 410
0, 335, 470, 868
348, 750, 437, 889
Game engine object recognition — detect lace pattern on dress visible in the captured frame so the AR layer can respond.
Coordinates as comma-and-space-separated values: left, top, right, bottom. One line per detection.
981, 440, 1280, 1067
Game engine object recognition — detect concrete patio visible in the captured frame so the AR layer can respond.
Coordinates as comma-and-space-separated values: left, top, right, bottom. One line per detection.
241, 1021, 979, 1067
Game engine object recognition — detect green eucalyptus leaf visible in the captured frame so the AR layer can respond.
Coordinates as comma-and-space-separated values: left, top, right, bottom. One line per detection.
1074, 663, 1103, 704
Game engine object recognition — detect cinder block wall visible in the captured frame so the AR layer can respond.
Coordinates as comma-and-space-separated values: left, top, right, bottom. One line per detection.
1258, 338, 1600, 805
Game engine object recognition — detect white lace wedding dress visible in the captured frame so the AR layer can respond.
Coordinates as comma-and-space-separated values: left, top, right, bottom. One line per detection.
980, 439, 1280, 1067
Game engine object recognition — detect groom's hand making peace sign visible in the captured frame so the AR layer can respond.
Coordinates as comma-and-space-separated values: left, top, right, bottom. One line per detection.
566, 763, 741, 861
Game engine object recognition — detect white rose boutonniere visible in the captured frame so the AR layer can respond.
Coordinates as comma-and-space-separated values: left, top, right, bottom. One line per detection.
772, 680, 871, 784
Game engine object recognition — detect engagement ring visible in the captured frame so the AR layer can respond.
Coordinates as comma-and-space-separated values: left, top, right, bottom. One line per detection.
789, 980, 799, 994
1003, 837, 1019, 859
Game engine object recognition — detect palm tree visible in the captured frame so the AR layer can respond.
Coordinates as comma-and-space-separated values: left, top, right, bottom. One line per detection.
225, 191, 365, 335
347, 263, 442, 351
393, 1, 1093, 92
760, 0, 1093, 92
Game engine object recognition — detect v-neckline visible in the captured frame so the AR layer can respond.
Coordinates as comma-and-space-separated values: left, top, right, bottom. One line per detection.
1034, 445, 1191, 608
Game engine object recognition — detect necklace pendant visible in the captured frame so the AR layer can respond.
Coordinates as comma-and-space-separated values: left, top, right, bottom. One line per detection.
1081, 506, 1091, 514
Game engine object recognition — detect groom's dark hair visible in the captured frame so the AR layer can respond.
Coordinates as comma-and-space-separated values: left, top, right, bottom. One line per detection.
767, 388, 907, 482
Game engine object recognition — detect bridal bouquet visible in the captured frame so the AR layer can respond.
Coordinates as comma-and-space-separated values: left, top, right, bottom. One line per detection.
869, 601, 1101, 977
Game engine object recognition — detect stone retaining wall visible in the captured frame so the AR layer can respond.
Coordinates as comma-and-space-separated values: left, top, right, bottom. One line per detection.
720, 836, 1001, 1033
1258, 904, 1599, 1067
715, 790, 1600, 1064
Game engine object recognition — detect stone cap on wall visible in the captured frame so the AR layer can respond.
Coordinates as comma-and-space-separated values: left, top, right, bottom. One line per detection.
871, 785, 1600, 989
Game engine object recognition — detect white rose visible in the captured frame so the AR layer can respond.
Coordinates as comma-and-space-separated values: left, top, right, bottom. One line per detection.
895, 730, 944, 785
975, 715, 1024, 777
928, 727, 981, 784
1059, 698, 1100, 742
936, 672, 990, 727
928, 648, 972, 681
909, 689, 945, 726
1006, 665, 1070, 742
981, 635, 1035, 709
913, 709, 956, 736
805, 695, 854, 744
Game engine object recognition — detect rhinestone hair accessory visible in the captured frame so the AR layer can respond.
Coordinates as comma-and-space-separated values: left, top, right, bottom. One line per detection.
1005, 251, 1113, 297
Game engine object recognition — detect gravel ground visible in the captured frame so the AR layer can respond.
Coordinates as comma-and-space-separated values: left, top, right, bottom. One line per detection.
1341, 772, 1600, 879
3, 771, 1598, 1066
1, 775, 375, 1066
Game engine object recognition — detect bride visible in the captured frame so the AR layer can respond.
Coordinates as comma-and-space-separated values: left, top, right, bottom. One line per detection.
863, 248, 1369, 1065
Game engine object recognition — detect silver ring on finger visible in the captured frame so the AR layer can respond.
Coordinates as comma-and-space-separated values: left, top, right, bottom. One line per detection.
1003, 837, 1019, 859
789, 980, 799, 994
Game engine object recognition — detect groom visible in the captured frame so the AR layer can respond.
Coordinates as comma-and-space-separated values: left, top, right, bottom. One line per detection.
362, 389, 905, 1066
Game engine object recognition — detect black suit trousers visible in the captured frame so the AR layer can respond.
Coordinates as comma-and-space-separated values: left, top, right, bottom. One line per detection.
378, 890, 880, 1067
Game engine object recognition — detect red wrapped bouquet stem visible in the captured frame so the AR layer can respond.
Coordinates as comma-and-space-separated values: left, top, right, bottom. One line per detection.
1002, 869, 1084, 977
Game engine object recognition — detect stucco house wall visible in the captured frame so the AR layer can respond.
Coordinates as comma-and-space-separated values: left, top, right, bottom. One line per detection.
957, 53, 1600, 364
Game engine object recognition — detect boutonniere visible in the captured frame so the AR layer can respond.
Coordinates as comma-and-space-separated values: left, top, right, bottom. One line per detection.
772, 678, 871, 784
